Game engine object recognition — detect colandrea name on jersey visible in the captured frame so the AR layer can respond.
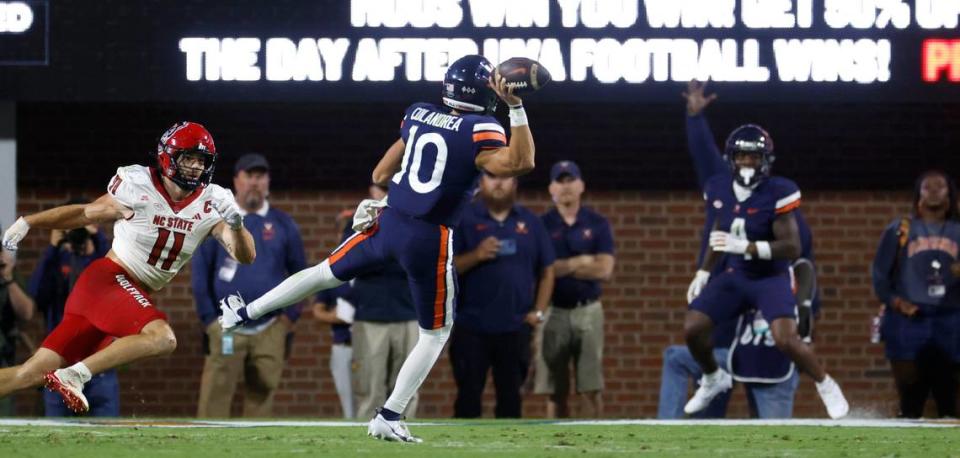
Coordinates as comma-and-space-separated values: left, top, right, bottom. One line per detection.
387, 102, 507, 227
107, 164, 228, 291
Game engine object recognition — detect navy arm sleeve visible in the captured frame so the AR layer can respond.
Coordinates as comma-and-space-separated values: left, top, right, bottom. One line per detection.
686, 114, 728, 190
872, 222, 901, 306
191, 238, 220, 327
282, 216, 309, 323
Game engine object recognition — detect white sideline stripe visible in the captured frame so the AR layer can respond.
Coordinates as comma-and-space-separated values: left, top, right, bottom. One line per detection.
554, 419, 959, 428
0, 418, 956, 429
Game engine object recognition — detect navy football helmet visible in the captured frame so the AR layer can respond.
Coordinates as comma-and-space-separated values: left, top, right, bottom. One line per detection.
442, 55, 497, 115
723, 124, 775, 187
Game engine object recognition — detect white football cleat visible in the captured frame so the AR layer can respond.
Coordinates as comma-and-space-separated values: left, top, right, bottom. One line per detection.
816, 374, 849, 419
218, 293, 248, 332
684, 369, 733, 415
367, 411, 422, 443
44, 368, 89, 414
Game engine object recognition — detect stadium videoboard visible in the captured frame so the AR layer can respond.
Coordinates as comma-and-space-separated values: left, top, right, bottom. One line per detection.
0, 0, 958, 102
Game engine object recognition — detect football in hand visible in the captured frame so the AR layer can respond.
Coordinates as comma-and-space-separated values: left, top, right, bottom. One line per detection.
496, 57, 551, 95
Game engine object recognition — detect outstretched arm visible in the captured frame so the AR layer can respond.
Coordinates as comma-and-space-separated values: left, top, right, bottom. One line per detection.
476, 74, 534, 177
683, 80, 726, 189
4, 194, 129, 251
30, 193, 130, 229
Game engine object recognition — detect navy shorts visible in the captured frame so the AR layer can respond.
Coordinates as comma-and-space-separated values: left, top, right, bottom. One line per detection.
882, 306, 960, 362
328, 207, 456, 330
690, 270, 796, 324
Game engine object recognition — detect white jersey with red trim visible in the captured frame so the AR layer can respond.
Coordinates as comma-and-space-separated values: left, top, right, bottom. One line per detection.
107, 165, 228, 290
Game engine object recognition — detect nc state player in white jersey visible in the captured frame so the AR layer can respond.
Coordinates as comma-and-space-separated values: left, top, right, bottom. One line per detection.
0, 122, 255, 412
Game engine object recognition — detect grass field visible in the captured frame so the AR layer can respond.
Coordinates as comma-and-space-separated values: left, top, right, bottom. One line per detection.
1, 419, 958, 457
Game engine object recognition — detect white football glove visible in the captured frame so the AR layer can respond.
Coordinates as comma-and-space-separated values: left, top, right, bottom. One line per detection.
709, 231, 749, 255
352, 197, 387, 232
686, 270, 710, 304
218, 293, 249, 332
215, 190, 244, 230
2, 217, 30, 252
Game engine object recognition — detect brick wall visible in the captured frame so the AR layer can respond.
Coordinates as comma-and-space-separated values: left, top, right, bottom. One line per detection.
11, 186, 910, 418
10, 98, 948, 418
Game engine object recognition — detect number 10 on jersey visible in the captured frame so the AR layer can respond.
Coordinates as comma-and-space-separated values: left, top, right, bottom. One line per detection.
392, 125, 448, 194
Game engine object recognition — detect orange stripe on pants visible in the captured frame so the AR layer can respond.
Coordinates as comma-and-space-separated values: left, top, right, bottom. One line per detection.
329, 231, 371, 266
433, 226, 450, 329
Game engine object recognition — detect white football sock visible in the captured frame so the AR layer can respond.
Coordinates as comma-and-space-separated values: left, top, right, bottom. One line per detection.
68, 362, 92, 384
247, 260, 344, 319
383, 325, 451, 415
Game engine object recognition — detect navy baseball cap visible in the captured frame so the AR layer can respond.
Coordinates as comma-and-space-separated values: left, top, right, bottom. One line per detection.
550, 160, 582, 182
234, 153, 270, 175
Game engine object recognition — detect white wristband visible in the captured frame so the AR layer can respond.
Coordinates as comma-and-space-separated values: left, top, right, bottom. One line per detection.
509, 105, 528, 127
756, 241, 772, 260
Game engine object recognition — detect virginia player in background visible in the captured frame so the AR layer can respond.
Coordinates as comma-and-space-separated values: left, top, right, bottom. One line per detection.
0, 122, 255, 413
678, 80, 821, 418
218, 55, 538, 442
682, 114, 849, 419
873, 170, 960, 418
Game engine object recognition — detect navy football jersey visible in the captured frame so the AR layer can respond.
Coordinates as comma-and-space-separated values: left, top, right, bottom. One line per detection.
704, 175, 801, 277
387, 102, 507, 227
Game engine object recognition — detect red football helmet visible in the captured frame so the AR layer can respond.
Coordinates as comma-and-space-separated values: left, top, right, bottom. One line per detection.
156, 121, 217, 190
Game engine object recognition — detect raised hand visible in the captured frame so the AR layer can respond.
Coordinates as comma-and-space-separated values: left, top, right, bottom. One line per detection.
489, 72, 523, 108
682, 80, 718, 116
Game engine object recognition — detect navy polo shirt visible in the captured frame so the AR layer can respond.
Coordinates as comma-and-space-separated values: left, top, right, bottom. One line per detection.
454, 201, 555, 333
192, 202, 307, 327
339, 225, 417, 323
542, 207, 615, 307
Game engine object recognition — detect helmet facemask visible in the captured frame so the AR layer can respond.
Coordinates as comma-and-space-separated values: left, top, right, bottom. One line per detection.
726, 149, 774, 188
164, 148, 216, 190
155, 121, 217, 191
723, 124, 775, 188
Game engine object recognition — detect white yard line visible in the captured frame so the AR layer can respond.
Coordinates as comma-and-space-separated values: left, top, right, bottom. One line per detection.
0, 418, 955, 429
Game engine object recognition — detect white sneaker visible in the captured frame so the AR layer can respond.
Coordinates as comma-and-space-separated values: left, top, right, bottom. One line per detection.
218, 293, 247, 332
684, 369, 733, 415
367, 411, 423, 443
816, 375, 849, 419
44, 369, 89, 413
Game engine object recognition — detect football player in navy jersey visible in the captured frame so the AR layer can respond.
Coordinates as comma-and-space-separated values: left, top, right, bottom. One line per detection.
678, 80, 821, 419
217, 55, 536, 442
683, 123, 850, 419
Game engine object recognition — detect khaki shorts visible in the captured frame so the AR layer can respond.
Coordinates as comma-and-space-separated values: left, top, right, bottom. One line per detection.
533, 300, 604, 395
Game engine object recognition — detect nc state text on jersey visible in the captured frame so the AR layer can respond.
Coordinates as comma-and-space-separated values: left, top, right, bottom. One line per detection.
152, 215, 196, 232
